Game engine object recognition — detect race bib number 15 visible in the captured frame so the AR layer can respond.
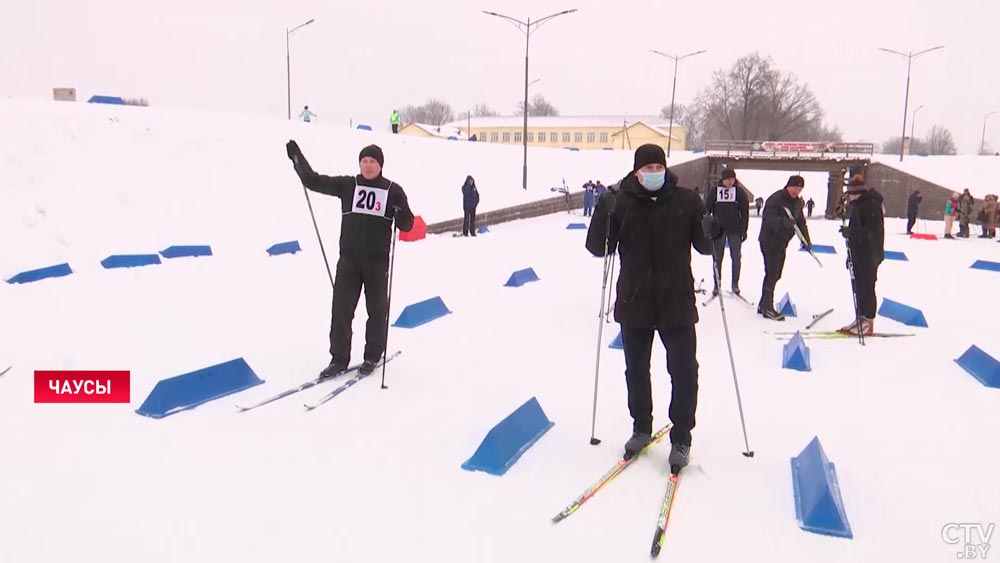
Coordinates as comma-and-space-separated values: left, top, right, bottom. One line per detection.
353, 186, 389, 217
717, 186, 737, 203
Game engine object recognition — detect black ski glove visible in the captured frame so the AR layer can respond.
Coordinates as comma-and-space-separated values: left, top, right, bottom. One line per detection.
286, 140, 302, 163
839, 225, 851, 239
702, 215, 723, 240
598, 190, 617, 214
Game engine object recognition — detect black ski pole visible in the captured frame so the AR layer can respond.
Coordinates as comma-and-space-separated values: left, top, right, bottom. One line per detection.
842, 218, 865, 346
299, 183, 334, 289
710, 235, 754, 458
589, 211, 614, 446
381, 219, 399, 389
604, 252, 616, 323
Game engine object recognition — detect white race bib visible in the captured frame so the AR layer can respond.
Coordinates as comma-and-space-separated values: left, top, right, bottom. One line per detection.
717, 186, 737, 203
352, 184, 389, 217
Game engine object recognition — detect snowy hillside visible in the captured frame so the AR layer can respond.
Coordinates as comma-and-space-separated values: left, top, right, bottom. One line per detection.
1, 100, 999, 563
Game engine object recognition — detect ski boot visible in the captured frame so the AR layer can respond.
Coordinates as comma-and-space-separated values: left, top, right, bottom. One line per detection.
320, 360, 349, 378
359, 360, 377, 375
837, 317, 873, 336
623, 432, 652, 460
668, 443, 690, 473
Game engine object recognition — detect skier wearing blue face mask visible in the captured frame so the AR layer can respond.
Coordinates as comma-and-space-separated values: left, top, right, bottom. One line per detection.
585, 143, 721, 471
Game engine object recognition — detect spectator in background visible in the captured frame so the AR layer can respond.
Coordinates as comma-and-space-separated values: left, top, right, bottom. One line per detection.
299, 106, 317, 123
980, 194, 996, 238
806, 197, 815, 217
754, 197, 764, 216
944, 193, 959, 239
595, 180, 607, 196
582, 180, 596, 217
390, 109, 401, 134
958, 189, 974, 238
462, 175, 480, 237
906, 190, 922, 234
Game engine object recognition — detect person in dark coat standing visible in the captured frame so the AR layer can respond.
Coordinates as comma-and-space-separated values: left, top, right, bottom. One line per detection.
758, 175, 812, 320
704, 168, 750, 295
462, 176, 480, 236
837, 175, 884, 335
906, 190, 922, 234
286, 141, 415, 377
585, 143, 718, 471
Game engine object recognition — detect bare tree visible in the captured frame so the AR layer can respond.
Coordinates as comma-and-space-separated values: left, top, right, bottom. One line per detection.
515, 94, 559, 116
926, 125, 957, 155
400, 98, 454, 125
881, 136, 928, 155
660, 102, 708, 150
459, 104, 500, 120
122, 97, 149, 106
693, 52, 829, 141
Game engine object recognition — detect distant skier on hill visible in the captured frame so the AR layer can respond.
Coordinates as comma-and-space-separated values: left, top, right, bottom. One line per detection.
285, 140, 415, 377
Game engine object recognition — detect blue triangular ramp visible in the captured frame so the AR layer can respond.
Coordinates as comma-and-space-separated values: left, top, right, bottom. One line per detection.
356, 124, 372, 131
877, 298, 928, 327
801, 244, 836, 254
778, 292, 798, 317
101, 254, 162, 269
954, 345, 1000, 389
267, 240, 301, 256
161, 245, 213, 259
476, 225, 489, 234
782, 332, 811, 372
566, 223, 587, 230
392, 296, 451, 328
6, 263, 73, 284
136, 358, 265, 419
504, 267, 540, 287
609, 331, 623, 349
970, 260, 1000, 273
883, 250, 908, 261
790, 436, 853, 539
461, 397, 555, 476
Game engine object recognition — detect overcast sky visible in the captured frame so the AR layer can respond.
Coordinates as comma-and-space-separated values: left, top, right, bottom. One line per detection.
4, 0, 998, 154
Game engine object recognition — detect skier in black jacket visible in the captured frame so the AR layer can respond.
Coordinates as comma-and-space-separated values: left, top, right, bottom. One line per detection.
837, 175, 885, 336
585, 144, 719, 470
286, 141, 415, 377
758, 175, 812, 320
704, 168, 750, 295
461, 175, 480, 236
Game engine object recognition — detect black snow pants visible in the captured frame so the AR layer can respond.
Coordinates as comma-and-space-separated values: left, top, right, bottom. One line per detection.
330, 253, 389, 364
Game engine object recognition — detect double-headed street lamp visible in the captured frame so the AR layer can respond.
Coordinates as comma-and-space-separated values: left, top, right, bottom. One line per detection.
287, 18, 316, 120
483, 9, 577, 190
877, 45, 944, 162
650, 49, 706, 157
910, 104, 924, 145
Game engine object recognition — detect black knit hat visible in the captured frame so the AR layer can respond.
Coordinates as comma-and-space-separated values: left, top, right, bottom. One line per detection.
721, 168, 737, 180
633, 144, 667, 171
845, 174, 866, 193
359, 144, 384, 168
785, 175, 805, 188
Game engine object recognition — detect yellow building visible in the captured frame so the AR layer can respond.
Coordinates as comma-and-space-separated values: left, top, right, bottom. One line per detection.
399, 115, 686, 152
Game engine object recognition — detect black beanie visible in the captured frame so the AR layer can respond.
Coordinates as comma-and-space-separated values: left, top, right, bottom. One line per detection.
721, 168, 737, 180
785, 175, 805, 188
633, 144, 667, 171
359, 144, 384, 168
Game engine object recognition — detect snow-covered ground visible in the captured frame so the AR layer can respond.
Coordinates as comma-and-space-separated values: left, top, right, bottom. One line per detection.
1, 100, 999, 563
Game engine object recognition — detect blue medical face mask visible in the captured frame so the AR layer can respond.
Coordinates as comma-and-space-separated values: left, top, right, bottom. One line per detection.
640, 170, 666, 191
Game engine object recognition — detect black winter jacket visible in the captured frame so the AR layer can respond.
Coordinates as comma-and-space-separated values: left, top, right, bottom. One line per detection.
586, 171, 714, 329
462, 181, 480, 210
705, 181, 750, 236
292, 153, 415, 258
845, 189, 885, 267
759, 188, 812, 248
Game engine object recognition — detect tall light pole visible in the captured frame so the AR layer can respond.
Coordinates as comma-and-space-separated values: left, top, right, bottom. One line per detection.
910, 104, 924, 148
483, 9, 577, 190
877, 45, 944, 162
650, 49, 706, 157
286, 18, 316, 120
981, 111, 997, 155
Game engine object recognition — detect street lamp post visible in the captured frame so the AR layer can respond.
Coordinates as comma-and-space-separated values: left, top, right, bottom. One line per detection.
981, 111, 997, 155
483, 9, 577, 190
910, 104, 924, 149
650, 49, 706, 157
877, 45, 944, 162
286, 18, 316, 120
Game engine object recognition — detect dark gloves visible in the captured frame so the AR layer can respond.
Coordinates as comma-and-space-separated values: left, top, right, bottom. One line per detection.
839, 225, 851, 240
803, 240, 813, 251
599, 190, 617, 214
741, 232, 748, 242
702, 215, 723, 240
286, 140, 302, 163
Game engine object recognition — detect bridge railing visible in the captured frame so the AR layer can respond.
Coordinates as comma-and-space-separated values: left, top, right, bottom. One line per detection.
704, 140, 874, 158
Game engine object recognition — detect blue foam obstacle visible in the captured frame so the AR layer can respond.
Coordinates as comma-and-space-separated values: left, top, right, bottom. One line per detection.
6, 263, 73, 284
504, 267, 540, 288
883, 250, 908, 261
609, 331, 623, 349
566, 223, 587, 230
970, 260, 1000, 273
160, 245, 213, 259
877, 298, 928, 327
801, 244, 836, 254
136, 358, 265, 419
267, 240, 301, 256
101, 254, 162, 269
392, 296, 451, 328
461, 397, 555, 476
782, 331, 811, 372
790, 436, 853, 539
955, 345, 1000, 389
777, 292, 798, 317
476, 225, 490, 234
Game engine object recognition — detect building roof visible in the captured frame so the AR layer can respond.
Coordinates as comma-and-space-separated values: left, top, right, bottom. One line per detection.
403, 122, 466, 139
445, 115, 678, 130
